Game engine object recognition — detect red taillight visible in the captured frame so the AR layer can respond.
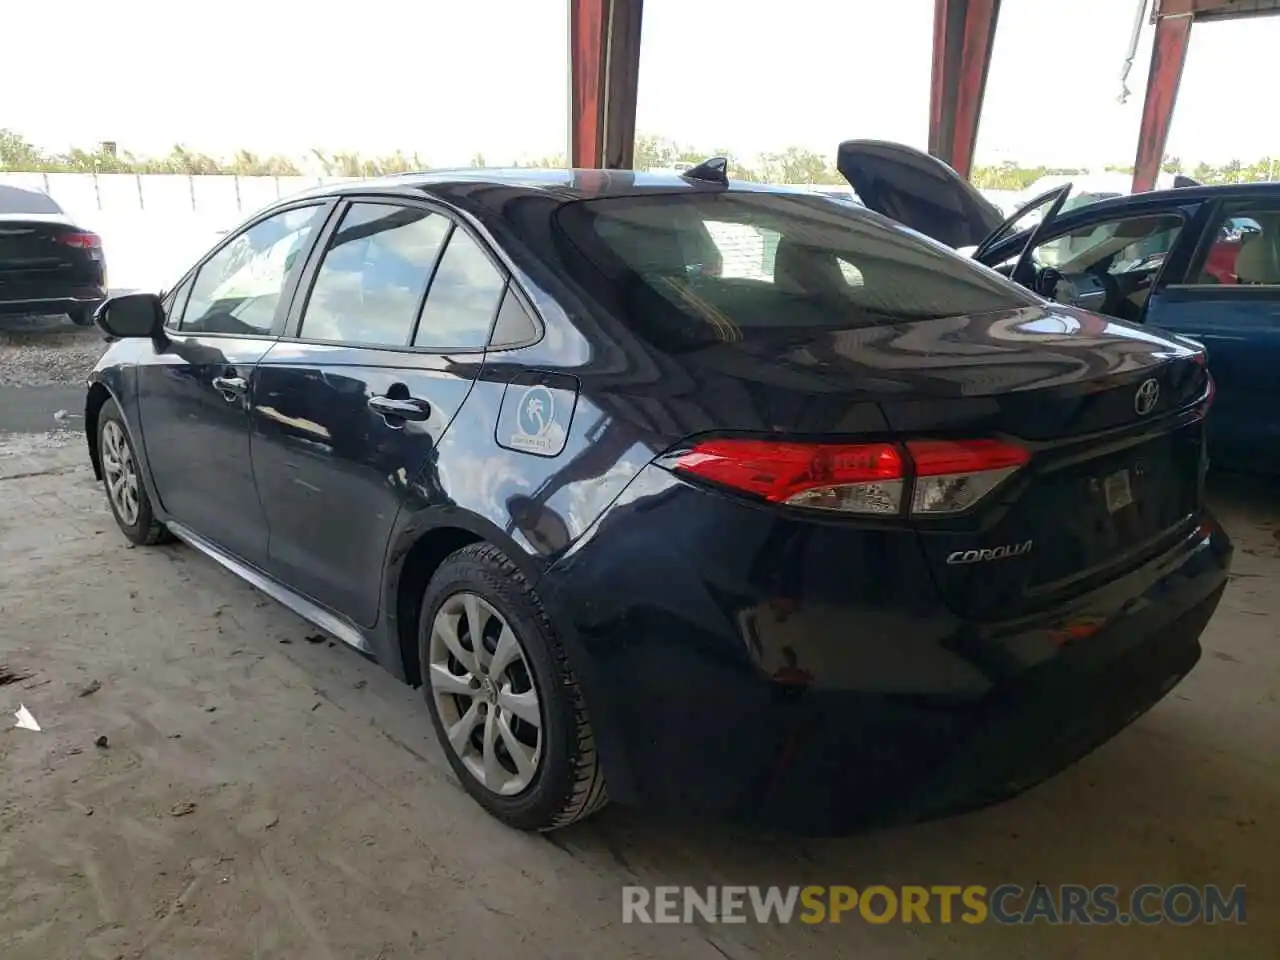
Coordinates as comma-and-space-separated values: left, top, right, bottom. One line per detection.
669, 439, 905, 514
905, 439, 1030, 475
58, 231, 102, 249
668, 437, 1029, 517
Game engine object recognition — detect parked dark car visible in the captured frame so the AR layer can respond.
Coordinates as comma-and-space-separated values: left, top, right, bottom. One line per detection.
0, 185, 106, 325
85, 166, 1228, 834
837, 140, 1280, 474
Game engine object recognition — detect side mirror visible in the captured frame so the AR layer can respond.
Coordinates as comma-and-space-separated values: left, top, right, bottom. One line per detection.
95, 293, 165, 339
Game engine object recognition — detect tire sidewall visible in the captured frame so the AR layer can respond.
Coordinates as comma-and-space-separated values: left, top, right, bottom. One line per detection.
99, 401, 152, 543
418, 551, 580, 829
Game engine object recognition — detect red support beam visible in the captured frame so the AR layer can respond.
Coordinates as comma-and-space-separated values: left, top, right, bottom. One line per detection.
1156, 0, 1280, 19
568, 0, 644, 169
1132, 13, 1193, 193
928, 0, 1002, 180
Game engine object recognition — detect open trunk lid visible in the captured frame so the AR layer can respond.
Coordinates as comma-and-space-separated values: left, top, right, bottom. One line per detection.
836, 140, 1004, 250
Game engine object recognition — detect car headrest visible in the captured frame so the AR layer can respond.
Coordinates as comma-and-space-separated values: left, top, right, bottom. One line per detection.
773, 238, 846, 298
1234, 237, 1280, 285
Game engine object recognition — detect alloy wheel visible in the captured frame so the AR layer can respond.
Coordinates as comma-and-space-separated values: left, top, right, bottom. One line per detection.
427, 592, 544, 796
101, 420, 140, 527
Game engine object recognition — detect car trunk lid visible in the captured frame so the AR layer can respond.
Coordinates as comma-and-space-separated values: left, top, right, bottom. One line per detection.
866, 307, 1210, 619
0, 215, 100, 295
679, 304, 1210, 619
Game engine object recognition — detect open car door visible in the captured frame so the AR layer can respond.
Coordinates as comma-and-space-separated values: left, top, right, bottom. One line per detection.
971, 184, 1074, 289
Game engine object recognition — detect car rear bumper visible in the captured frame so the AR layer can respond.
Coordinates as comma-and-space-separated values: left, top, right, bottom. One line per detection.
0, 288, 106, 316
758, 578, 1220, 833
542, 468, 1232, 834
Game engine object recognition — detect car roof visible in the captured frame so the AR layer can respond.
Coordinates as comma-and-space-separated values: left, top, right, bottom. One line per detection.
975, 179, 1280, 265
286, 167, 832, 206
1058, 179, 1280, 215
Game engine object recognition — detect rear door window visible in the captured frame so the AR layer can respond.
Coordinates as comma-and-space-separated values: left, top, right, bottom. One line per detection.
553, 192, 1036, 348
1191, 208, 1280, 286
413, 229, 507, 349
299, 202, 451, 347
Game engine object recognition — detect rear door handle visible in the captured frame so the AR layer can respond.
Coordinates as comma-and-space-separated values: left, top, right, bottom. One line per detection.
368, 395, 430, 422
212, 376, 248, 401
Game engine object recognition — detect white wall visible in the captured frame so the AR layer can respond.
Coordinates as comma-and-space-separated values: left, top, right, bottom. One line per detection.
0, 172, 346, 291
0, 172, 1023, 291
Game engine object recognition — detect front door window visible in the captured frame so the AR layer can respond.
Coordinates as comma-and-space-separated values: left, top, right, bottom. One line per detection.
183, 205, 326, 336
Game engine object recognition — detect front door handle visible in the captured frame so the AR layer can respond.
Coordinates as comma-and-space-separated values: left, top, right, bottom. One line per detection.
368, 395, 430, 422
212, 376, 248, 401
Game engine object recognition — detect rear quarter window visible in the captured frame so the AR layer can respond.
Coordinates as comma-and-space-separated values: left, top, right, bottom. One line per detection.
552, 192, 1036, 349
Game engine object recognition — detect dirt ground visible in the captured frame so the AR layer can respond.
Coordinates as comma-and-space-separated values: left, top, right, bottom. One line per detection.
0, 316, 108, 389
1, 431, 1277, 960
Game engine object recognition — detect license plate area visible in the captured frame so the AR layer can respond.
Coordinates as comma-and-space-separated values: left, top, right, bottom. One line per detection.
1024, 426, 1201, 589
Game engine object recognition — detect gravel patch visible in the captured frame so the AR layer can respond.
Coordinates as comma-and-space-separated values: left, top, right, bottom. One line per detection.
0, 315, 108, 387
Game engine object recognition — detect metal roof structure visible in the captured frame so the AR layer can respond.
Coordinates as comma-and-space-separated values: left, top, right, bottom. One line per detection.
566, 0, 1280, 192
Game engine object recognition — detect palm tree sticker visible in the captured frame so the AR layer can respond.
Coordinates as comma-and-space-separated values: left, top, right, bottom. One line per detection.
517, 386, 555, 439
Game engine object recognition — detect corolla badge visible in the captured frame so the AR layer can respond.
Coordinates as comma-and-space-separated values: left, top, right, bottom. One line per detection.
946, 540, 1033, 565
1134, 378, 1160, 416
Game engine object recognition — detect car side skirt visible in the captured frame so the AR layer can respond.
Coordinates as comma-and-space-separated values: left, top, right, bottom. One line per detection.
166, 520, 373, 655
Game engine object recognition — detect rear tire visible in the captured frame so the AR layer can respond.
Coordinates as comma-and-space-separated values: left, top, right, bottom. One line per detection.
68, 307, 94, 327
418, 542, 608, 831
98, 399, 172, 546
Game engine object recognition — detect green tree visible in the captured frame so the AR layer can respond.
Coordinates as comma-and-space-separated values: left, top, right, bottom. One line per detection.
228, 150, 300, 176
0, 129, 47, 169
633, 134, 675, 170
6, 126, 1280, 189
759, 147, 842, 185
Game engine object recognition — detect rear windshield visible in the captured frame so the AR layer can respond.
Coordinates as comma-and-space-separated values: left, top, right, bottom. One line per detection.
553, 192, 1036, 347
0, 185, 64, 216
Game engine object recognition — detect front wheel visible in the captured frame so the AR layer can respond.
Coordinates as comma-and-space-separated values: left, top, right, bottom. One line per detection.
98, 400, 172, 545
419, 542, 608, 831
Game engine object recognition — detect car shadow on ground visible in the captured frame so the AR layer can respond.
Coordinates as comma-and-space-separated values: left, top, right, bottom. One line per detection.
555, 703, 1273, 887
0, 313, 79, 333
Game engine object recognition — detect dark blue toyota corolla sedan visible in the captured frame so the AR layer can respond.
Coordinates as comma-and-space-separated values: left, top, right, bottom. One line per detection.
84, 162, 1231, 834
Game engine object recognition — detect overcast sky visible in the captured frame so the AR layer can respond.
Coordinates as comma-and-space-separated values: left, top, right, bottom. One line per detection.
7, 0, 1276, 168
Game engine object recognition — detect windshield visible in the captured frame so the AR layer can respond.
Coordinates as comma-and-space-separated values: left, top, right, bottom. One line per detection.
1061, 191, 1121, 214
553, 193, 1037, 348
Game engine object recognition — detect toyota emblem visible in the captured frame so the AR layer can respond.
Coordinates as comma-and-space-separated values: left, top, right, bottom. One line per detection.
1134, 378, 1160, 416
